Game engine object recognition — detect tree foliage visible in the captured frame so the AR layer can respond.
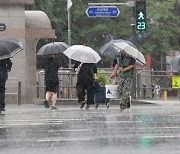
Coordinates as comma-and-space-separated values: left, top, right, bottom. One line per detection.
26, 0, 180, 70
136, 0, 180, 70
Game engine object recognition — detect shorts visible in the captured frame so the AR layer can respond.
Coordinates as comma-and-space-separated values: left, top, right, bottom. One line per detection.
45, 80, 59, 93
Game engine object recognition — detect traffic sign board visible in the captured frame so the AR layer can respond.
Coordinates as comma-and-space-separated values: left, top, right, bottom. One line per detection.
86, 6, 120, 18
172, 76, 180, 89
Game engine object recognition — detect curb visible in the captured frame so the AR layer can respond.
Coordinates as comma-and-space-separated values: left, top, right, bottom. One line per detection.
34, 98, 154, 105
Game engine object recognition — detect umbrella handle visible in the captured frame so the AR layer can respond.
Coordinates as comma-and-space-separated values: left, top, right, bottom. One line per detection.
110, 78, 117, 85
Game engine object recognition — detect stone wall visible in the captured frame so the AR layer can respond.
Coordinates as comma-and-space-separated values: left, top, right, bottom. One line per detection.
0, 1, 55, 104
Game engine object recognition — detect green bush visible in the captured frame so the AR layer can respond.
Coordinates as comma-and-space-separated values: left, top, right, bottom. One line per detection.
97, 70, 107, 86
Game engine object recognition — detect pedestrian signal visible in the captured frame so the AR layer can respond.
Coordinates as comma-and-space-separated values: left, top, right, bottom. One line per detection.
135, 0, 146, 31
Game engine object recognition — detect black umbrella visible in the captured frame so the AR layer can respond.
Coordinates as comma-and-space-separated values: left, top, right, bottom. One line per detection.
100, 39, 137, 58
37, 42, 69, 56
0, 38, 23, 60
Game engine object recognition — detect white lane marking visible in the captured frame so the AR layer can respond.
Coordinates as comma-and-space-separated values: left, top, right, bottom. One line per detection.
49, 118, 86, 121
0, 122, 62, 126
0, 123, 44, 126
105, 120, 142, 123
38, 137, 92, 142
48, 129, 92, 133
116, 127, 180, 130
143, 135, 180, 139
0, 120, 34, 122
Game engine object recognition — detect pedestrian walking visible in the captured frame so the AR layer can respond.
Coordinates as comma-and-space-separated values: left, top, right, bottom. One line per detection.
153, 84, 161, 100
0, 58, 12, 113
42, 54, 62, 110
74, 61, 97, 109
110, 51, 135, 110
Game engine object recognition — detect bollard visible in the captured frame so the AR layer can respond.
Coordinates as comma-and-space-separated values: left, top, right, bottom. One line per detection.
17, 81, 21, 105
64, 87, 67, 95
163, 90, 167, 101
142, 83, 146, 99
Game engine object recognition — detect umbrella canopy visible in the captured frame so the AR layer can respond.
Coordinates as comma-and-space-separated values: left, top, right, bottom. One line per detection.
63, 45, 101, 63
37, 42, 69, 55
0, 38, 23, 60
170, 55, 180, 72
113, 42, 146, 65
137, 51, 146, 65
100, 39, 137, 58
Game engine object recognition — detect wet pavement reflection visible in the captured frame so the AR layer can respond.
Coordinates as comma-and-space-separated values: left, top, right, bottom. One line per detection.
0, 104, 180, 154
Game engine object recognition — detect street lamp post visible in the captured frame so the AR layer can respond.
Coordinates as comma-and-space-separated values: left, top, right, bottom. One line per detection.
67, 0, 72, 68
88, 1, 135, 7
68, 8, 71, 68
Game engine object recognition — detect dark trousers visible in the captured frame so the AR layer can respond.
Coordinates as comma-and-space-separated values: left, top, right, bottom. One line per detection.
0, 71, 8, 109
76, 82, 94, 105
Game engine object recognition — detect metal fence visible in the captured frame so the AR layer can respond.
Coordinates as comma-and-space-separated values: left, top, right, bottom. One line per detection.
36, 69, 180, 101
37, 68, 114, 100
4, 69, 179, 104
5, 78, 21, 105
37, 69, 77, 99
135, 70, 180, 100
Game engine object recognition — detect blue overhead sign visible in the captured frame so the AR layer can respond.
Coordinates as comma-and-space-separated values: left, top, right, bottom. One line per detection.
86, 6, 120, 18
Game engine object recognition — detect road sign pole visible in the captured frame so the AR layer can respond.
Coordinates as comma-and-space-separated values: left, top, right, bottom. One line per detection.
88, 3, 126, 6
88, 1, 135, 7
67, 7, 71, 68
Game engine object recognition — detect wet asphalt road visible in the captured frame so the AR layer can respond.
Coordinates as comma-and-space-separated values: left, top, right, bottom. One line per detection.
0, 103, 180, 154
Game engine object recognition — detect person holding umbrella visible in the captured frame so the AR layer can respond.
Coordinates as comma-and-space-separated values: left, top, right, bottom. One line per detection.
63, 45, 101, 109
110, 50, 135, 110
37, 41, 69, 110
42, 54, 63, 110
74, 61, 97, 109
0, 58, 12, 113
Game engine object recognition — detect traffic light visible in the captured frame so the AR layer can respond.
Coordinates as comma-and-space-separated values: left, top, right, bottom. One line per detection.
135, 0, 146, 31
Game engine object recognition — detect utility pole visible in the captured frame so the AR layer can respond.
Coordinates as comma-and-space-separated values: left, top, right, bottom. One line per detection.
67, 8, 71, 68
129, 0, 136, 42
88, 1, 135, 7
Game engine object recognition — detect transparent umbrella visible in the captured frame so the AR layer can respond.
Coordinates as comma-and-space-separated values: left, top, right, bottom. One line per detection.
113, 42, 146, 65
63, 45, 101, 63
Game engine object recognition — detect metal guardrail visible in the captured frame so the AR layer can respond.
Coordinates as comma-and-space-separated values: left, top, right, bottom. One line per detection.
136, 70, 180, 100
5, 78, 21, 105
37, 69, 114, 99
37, 69, 180, 101
37, 69, 77, 99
